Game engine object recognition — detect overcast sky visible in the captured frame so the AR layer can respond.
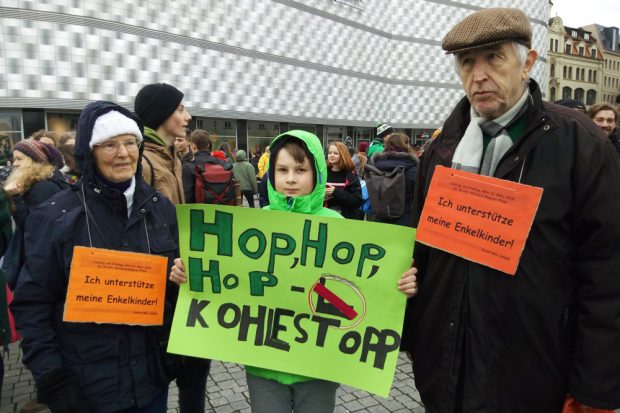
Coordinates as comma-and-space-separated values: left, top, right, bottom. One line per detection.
550, 0, 620, 28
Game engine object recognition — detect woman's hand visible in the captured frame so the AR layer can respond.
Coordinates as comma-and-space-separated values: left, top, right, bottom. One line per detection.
169, 258, 187, 285
325, 185, 335, 200
398, 265, 418, 298
4, 181, 22, 195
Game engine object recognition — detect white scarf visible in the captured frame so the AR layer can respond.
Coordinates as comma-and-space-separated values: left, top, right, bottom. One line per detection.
123, 177, 136, 217
451, 89, 530, 176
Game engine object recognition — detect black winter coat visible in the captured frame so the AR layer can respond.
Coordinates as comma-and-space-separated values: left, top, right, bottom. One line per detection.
370, 151, 418, 226
403, 80, 620, 412
11, 101, 180, 413
325, 169, 363, 219
11, 169, 68, 228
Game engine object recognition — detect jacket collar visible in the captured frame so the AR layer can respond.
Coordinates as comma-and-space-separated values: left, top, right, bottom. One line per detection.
436, 79, 549, 179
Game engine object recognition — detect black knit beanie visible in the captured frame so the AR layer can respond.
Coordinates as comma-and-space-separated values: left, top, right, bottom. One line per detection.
134, 83, 184, 130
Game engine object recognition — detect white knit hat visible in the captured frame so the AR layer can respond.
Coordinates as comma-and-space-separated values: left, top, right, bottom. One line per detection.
90, 110, 143, 149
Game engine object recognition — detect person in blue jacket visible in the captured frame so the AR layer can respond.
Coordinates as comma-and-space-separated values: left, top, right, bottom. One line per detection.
11, 101, 180, 413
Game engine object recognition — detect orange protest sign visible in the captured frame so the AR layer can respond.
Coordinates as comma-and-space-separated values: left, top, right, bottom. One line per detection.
64, 246, 168, 325
416, 166, 543, 275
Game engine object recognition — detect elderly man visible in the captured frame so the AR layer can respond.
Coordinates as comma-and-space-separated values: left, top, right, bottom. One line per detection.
402, 8, 620, 413
588, 103, 619, 157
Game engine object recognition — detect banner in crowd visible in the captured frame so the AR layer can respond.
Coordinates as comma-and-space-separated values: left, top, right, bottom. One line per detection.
416, 166, 543, 274
168, 205, 416, 397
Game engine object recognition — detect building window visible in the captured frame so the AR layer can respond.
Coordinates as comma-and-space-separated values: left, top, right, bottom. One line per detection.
568, 67, 572, 79
562, 86, 572, 100
550, 39, 553, 51
571, 30, 578, 37
196, 118, 238, 150
593, 71, 597, 83
550, 87, 556, 101
565, 43, 571, 54
574, 88, 584, 103
586, 89, 597, 105
578, 47, 584, 56
555, 39, 559, 51
563, 66, 567, 78
247, 121, 278, 155
0, 110, 24, 149
551, 64, 555, 77
588, 70, 592, 82
584, 33, 590, 40
591, 48, 596, 58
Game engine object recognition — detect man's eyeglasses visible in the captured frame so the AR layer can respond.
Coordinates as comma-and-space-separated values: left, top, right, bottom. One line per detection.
94, 139, 141, 155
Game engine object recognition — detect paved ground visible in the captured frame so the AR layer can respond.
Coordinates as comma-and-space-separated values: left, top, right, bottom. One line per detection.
0, 342, 424, 413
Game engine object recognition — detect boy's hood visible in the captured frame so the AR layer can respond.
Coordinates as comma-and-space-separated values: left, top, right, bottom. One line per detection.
267, 130, 326, 214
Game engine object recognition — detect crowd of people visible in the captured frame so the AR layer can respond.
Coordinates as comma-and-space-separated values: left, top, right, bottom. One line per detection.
0, 6, 619, 413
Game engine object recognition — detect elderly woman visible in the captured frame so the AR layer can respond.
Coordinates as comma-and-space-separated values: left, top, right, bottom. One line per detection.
12, 101, 179, 413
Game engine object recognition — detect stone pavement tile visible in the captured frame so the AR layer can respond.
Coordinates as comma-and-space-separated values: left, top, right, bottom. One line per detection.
358, 395, 380, 408
342, 399, 365, 412
2, 341, 424, 413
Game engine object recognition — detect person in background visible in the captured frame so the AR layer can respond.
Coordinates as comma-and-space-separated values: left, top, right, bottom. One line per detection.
232, 149, 258, 208
370, 132, 418, 227
218, 142, 235, 164
31, 130, 57, 147
250, 144, 262, 175
351, 141, 368, 177
0, 135, 12, 167
57, 143, 80, 185
367, 122, 393, 158
258, 172, 269, 208
325, 141, 363, 219
57, 132, 76, 147
3, 140, 66, 231
134, 83, 188, 205
0, 189, 16, 406
174, 132, 193, 163
554, 99, 587, 114
404, 8, 620, 412
257, 146, 270, 178
182, 129, 227, 204
211, 149, 228, 163
587, 103, 619, 157
136, 85, 214, 412
2, 139, 66, 413
11, 101, 179, 413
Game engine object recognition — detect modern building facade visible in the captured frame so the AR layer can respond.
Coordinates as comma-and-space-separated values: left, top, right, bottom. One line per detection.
0, 0, 550, 153
583, 24, 620, 104
546, 17, 603, 105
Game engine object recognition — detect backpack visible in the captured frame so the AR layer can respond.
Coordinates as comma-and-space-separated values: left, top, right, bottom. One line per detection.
363, 164, 406, 220
194, 160, 241, 205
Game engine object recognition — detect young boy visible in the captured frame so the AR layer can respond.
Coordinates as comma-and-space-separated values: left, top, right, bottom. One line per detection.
170, 130, 417, 412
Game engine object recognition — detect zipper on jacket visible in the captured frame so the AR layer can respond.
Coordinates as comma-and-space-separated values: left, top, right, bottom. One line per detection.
287, 196, 295, 211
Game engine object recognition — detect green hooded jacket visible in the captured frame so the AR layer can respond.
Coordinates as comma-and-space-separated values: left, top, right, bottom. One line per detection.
245, 130, 342, 385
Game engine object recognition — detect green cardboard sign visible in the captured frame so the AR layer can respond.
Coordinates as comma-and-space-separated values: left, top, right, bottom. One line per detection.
168, 205, 416, 397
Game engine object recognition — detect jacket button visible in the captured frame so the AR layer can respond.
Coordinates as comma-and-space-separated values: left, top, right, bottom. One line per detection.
514, 156, 519, 162
140, 208, 146, 214
543, 125, 550, 131
122, 240, 129, 247
153, 197, 158, 202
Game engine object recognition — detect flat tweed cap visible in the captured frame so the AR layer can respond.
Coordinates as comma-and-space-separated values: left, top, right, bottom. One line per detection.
442, 8, 532, 54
